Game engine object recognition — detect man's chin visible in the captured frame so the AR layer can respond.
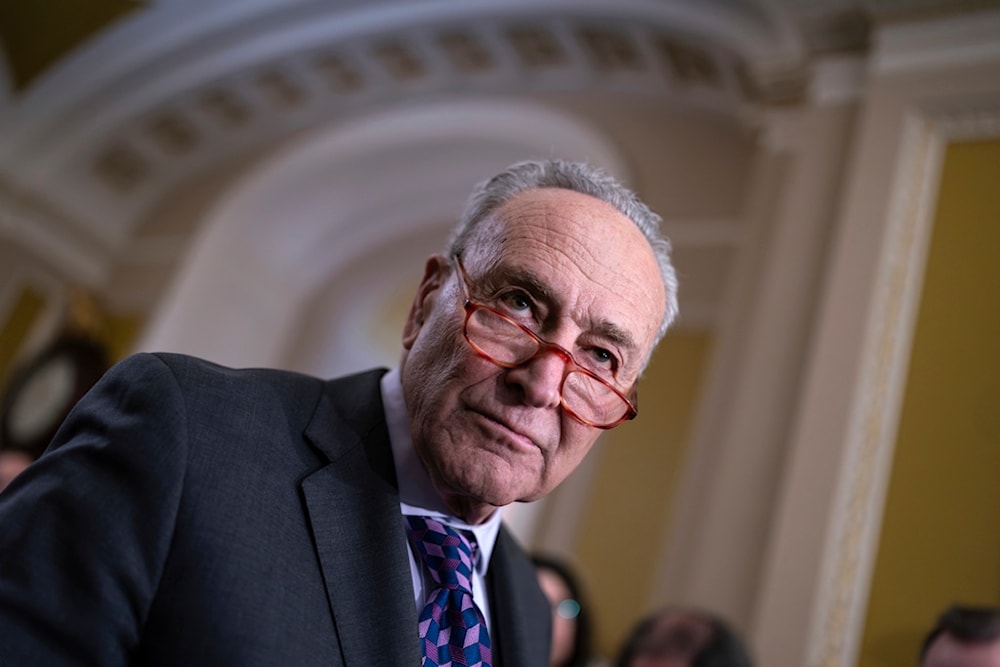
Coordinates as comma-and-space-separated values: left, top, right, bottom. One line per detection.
475, 477, 548, 509
457, 480, 536, 513
432, 446, 546, 510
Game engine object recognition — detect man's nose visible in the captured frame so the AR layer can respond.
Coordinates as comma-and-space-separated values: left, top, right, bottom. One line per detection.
504, 347, 568, 409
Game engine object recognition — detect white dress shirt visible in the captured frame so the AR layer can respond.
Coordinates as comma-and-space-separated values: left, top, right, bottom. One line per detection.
380, 368, 503, 632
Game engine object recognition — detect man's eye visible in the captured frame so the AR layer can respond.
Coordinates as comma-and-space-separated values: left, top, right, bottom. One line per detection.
589, 347, 618, 370
500, 292, 532, 313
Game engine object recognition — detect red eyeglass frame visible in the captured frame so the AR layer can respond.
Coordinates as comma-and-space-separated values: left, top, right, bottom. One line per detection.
454, 256, 638, 430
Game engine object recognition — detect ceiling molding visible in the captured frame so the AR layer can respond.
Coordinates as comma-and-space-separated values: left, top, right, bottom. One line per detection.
867, 0, 1000, 22
0, 177, 110, 286
45, 15, 755, 198
873, 5, 1000, 73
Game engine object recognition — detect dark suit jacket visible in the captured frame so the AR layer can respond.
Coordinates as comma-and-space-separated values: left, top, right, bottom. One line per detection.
0, 353, 550, 666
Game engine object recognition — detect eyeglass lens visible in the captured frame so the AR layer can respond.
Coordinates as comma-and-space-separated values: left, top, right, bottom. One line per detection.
466, 307, 630, 426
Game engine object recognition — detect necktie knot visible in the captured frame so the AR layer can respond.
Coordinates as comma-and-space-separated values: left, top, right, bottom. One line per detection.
406, 516, 476, 593
406, 515, 492, 667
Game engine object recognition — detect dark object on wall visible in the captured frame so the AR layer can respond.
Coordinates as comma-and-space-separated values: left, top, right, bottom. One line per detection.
0, 334, 110, 462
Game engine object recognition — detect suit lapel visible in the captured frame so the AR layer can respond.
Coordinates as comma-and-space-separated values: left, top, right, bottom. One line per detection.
300, 370, 420, 666
487, 526, 552, 667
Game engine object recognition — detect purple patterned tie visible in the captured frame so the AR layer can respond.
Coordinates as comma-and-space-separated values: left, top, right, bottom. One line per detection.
406, 516, 493, 667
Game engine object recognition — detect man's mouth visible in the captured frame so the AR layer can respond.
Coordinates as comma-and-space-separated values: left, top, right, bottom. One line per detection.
471, 409, 539, 452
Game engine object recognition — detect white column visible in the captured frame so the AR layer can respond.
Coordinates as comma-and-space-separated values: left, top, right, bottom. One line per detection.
653, 57, 866, 633
752, 12, 1000, 665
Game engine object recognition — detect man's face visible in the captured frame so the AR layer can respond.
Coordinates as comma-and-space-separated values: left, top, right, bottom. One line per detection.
400, 187, 665, 523
924, 633, 1000, 667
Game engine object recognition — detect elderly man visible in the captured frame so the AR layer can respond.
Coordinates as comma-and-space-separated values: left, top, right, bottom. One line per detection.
0, 159, 678, 666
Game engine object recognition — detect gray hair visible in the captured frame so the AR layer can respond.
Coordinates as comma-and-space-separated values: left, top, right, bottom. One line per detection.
446, 158, 679, 343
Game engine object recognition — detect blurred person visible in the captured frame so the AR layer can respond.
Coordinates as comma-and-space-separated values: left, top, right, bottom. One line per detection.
0, 331, 110, 492
920, 604, 1000, 667
614, 607, 753, 667
0, 158, 678, 666
0, 451, 31, 491
533, 554, 593, 667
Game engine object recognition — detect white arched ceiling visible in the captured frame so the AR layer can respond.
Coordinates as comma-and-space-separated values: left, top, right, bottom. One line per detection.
1, 0, 776, 328
0, 0, 784, 268
137, 96, 630, 370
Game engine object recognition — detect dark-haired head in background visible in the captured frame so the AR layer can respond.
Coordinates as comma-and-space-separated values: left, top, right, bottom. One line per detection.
920, 604, 1000, 667
615, 607, 753, 667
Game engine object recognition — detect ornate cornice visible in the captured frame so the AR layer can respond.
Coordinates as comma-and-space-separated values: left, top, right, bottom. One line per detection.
74, 14, 756, 203
868, 0, 1000, 22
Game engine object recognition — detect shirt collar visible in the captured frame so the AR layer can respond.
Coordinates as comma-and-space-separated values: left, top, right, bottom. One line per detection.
381, 368, 503, 574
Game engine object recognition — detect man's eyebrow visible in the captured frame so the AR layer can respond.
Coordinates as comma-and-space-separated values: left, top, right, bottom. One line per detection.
591, 321, 638, 353
484, 265, 555, 302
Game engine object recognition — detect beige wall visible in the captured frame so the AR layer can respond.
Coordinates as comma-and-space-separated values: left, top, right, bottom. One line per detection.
573, 331, 714, 658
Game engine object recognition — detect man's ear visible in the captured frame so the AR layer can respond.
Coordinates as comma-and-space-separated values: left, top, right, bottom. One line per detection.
402, 255, 450, 349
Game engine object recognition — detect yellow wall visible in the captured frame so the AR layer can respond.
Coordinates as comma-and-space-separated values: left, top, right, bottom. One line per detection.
0, 286, 45, 389
0, 285, 143, 395
859, 139, 1000, 665
0, 1, 144, 91
574, 331, 713, 659
105, 313, 145, 362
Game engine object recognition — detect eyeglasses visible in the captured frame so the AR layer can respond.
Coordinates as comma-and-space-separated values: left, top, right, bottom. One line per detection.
554, 598, 581, 620
454, 257, 638, 429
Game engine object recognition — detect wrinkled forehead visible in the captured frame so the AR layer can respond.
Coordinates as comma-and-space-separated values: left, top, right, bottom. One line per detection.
466, 189, 657, 278
462, 187, 665, 335
471, 187, 633, 244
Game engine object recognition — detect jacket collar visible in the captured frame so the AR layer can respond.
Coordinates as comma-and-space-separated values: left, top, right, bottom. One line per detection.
301, 369, 421, 666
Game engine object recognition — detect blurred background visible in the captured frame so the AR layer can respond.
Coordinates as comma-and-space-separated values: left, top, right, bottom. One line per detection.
0, 1, 998, 665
